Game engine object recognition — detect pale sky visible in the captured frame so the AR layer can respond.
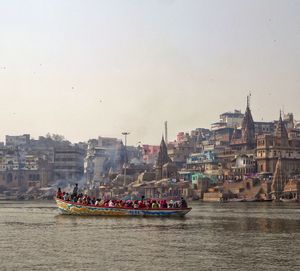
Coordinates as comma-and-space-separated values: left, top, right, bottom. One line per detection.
0, 0, 300, 145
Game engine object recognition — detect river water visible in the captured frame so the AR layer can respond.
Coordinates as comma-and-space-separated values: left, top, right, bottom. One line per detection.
0, 201, 299, 271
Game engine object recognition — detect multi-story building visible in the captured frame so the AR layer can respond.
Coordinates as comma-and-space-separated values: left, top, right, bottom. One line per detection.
84, 137, 125, 186
230, 154, 256, 179
256, 114, 300, 174
54, 146, 84, 183
211, 110, 244, 130
0, 150, 52, 190
5, 134, 30, 147
186, 151, 216, 172
168, 138, 195, 168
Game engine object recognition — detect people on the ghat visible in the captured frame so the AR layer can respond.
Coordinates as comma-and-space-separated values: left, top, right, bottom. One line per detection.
57, 186, 188, 209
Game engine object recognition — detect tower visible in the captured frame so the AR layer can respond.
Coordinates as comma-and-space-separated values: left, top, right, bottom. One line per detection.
271, 157, 287, 201
241, 95, 255, 148
155, 136, 172, 180
274, 111, 289, 147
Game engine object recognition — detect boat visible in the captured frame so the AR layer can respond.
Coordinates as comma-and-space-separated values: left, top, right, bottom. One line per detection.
55, 198, 192, 217
228, 198, 245, 202
244, 198, 258, 202
280, 198, 299, 203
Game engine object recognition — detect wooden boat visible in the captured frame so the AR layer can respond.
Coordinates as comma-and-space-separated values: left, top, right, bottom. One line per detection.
55, 198, 192, 217
228, 198, 245, 202
244, 198, 258, 202
280, 198, 299, 203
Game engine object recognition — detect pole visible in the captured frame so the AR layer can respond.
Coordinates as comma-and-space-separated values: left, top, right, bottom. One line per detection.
164, 121, 168, 144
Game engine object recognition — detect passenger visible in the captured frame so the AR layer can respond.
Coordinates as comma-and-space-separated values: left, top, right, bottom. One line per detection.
180, 197, 188, 208
63, 193, 68, 201
99, 199, 105, 206
72, 183, 79, 197
56, 188, 63, 199
108, 200, 114, 207
126, 200, 133, 208
133, 200, 139, 209
161, 200, 167, 208
168, 200, 174, 208
152, 201, 159, 208
138, 200, 145, 209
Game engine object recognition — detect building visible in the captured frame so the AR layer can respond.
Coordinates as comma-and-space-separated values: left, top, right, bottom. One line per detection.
254, 122, 275, 135
256, 113, 300, 174
54, 146, 84, 183
211, 110, 244, 130
186, 151, 216, 172
230, 96, 256, 150
230, 154, 256, 179
213, 127, 234, 145
85, 145, 107, 184
5, 134, 30, 147
156, 137, 177, 180
0, 149, 52, 191
168, 133, 197, 168
84, 137, 125, 186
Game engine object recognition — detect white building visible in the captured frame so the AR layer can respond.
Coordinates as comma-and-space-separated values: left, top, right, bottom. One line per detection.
5, 134, 30, 147
211, 110, 244, 131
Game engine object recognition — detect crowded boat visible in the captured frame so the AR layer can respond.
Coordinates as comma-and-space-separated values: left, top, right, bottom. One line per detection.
56, 185, 188, 210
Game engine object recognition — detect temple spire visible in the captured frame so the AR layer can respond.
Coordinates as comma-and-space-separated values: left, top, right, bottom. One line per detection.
271, 157, 287, 201
275, 111, 289, 147
157, 137, 171, 167
241, 95, 255, 148
156, 136, 172, 180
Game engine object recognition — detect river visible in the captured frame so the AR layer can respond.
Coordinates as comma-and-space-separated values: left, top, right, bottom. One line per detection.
0, 201, 299, 271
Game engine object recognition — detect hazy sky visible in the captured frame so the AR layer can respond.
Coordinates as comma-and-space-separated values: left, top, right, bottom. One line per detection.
0, 0, 299, 145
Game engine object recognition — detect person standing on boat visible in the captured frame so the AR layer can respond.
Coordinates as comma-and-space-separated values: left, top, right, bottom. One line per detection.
180, 197, 188, 208
72, 183, 79, 197
56, 187, 63, 199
